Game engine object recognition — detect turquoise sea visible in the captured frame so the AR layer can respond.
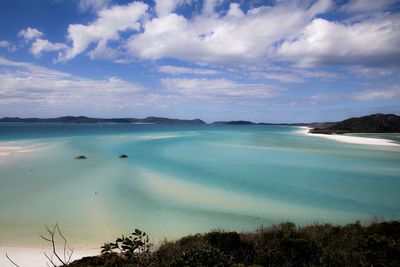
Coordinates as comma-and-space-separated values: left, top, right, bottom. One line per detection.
0, 123, 399, 248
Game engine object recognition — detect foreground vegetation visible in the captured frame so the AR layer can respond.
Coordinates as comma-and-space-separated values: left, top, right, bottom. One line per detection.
66, 220, 400, 267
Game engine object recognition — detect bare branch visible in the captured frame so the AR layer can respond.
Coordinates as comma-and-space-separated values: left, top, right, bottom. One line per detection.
5, 253, 20, 267
43, 252, 57, 267
40, 224, 73, 266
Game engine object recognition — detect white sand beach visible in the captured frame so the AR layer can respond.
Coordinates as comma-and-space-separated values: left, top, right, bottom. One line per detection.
0, 246, 99, 267
296, 127, 400, 147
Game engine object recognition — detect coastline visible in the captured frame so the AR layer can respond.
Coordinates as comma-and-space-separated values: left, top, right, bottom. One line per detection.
0, 245, 99, 267
296, 127, 400, 147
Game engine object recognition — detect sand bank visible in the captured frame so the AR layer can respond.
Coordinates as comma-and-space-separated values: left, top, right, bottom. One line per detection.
296, 127, 400, 147
0, 146, 35, 156
0, 141, 60, 157
0, 246, 99, 267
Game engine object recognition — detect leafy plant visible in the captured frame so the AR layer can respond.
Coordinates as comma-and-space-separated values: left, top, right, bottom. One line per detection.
100, 228, 152, 265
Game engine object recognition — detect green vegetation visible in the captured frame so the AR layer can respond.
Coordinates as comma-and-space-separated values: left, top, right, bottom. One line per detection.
310, 113, 400, 134
68, 220, 400, 266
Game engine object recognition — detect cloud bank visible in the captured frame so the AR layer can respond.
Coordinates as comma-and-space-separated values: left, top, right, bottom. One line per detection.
20, 0, 399, 69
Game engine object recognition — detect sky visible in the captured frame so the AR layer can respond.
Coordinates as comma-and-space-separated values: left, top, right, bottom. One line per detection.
0, 0, 399, 123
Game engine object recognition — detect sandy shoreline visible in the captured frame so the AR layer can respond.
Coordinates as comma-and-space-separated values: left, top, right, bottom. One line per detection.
0, 246, 99, 267
296, 127, 400, 147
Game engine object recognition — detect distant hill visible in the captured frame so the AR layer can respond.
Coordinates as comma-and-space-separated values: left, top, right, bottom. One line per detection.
212, 120, 256, 125
212, 120, 309, 126
310, 113, 400, 134
0, 116, 206, 124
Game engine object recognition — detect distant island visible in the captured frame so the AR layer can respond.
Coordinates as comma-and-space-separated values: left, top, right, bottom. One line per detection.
212, 120, 309, 126
309, 113, 400, 134
0, 116, 309, 126
0, 116, 205, 124
1, 114, 399, 133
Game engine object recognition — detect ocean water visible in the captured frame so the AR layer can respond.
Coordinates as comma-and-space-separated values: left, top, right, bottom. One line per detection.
0, 123, 399, 248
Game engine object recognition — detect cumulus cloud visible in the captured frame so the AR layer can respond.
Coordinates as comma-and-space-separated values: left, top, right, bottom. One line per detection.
18, 27, 44, 41
57, 1, 148, 62
119, 0, 334, 63
87, 39, 119, 60
126, 1, 332, 64
277, 15, 400, 67
30, 39, 68, 57
21, 0, 400, 71
154, 0, 188, 17
158, 65, 221, 75
161, 77, 282, 101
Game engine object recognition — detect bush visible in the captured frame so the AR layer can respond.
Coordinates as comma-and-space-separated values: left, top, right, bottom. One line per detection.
170, 247, 228, 267
68, 220, 400, 267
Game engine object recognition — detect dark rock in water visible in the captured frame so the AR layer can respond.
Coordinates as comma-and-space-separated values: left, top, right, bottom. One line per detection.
118, 155, 128, 158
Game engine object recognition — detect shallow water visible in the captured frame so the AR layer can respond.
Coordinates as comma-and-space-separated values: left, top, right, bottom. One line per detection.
0, 123, 399, 248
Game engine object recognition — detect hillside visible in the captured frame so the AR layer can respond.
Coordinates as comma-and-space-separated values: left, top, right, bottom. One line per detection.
310, 113, 400, 134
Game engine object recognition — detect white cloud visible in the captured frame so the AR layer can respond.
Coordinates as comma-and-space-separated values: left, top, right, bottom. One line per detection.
161, 77, 282, 100
296, 69, 342, 80
348, 66, 396, 78
226, 3, 245, 18
0, 41, 10, 47
278, 15, 400, 67
351, 85, 400, 101
154, 0, 188, 17
251, 72, 305, 83
21, 0, 400, 71
0, 57, 70, 78
0, 40, 16, 52
0, 58, 146, 109
340, 0, 398, 13
87, 39, 119, 60
202, 0, 225, 15
57, 1, 148, 62
158, 65, 221, 75
18, 27, 44, 41
78, 0, 111, 12
126, 1, 332, 64
30, 39, 68, 57
309, 84, 400, 103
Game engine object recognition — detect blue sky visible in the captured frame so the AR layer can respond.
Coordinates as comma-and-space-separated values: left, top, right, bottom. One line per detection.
0, 0, 399, 123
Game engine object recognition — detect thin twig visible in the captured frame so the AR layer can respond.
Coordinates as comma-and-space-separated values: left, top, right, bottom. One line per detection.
67, 247, 74, 263
55, 224, 68, 262
43, 252, 57, 267
40, 224, 68, 266
5, 253, 20, 267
